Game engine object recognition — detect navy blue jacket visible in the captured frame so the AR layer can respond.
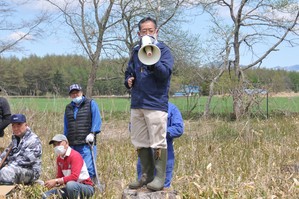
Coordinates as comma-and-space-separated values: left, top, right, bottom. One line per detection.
124, 41, 173, 112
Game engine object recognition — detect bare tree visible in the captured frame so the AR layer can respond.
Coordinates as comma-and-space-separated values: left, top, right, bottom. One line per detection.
44, 0, 191, 97
195, 0, 299, 119
44, 0, 120, 97
0, 0, 48, 55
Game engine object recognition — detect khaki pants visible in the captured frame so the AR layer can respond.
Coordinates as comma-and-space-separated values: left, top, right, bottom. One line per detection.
130, 109, 167, 149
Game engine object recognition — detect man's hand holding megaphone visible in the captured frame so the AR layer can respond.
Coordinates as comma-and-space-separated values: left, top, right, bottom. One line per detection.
138, 35, 161, 66
128, 76, 135, 88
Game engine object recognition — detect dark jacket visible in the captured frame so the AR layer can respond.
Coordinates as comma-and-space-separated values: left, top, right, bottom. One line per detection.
65, 98, 92, 145
124, 41, 173, 112
0, 97, 11, 137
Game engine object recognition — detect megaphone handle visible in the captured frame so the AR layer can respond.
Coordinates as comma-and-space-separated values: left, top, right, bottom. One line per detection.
147, 65, 155, 71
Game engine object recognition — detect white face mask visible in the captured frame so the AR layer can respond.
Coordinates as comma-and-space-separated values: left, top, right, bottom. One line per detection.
54, 145, 66, 156
72, 96, 83, 104
139, 35, 158, 47
152, 33, 158, 41
148, 33, 158, 44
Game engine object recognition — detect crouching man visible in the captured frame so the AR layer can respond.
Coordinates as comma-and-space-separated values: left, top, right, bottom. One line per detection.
42, 134, 94, 199
0, 114, 42, 184
0, 114, 42, 185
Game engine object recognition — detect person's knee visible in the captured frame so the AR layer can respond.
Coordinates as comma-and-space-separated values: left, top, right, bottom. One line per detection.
0, 166, 15, 184
66, 181, 78, 191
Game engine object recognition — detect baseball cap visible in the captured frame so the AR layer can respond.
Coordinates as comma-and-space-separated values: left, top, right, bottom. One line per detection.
69, 84, 82, 94
49, 134, 68, 145
10, 114, 26, 123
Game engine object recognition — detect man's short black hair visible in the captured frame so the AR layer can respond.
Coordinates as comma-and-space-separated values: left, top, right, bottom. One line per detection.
138, 17, 157, 31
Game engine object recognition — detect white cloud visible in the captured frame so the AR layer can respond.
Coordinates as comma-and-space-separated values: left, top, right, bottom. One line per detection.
9, 32, 33, 41
19, 0, 87, 12
10, 0, 63, 12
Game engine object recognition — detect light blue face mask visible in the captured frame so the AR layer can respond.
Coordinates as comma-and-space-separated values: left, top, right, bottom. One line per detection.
72, 96, 83, 104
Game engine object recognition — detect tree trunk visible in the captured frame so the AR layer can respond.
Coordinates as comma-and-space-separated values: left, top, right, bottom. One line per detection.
203, 68, 225, 118
203, 81, 215, 118
231, 88, 245, 120
86, 60, 99, 98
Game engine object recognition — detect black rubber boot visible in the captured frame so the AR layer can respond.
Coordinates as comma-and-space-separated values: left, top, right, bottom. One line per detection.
129, 148, 155, 189
146, 148, 167, 191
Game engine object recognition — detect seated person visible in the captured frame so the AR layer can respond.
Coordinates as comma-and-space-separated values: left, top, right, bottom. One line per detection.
42, 134, 94, 199
0, 114, 42, 185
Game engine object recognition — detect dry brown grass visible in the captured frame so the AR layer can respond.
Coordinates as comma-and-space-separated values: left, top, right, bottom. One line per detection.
2, 109, 299, 198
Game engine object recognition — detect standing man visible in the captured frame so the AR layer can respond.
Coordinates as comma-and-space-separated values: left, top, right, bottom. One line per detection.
124, 16, 174, 191
137, 102, 184, 188
0, 114, 42, 185
0, 88, 11, 138
64, 84, 102, 187
43, 134, 94, 199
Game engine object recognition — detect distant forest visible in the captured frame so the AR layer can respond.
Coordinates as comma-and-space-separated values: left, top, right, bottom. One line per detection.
1, 54, 299, 96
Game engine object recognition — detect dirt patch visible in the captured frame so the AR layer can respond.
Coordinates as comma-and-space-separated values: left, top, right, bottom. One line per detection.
100, 119, 130, 140
269, 92, 299, 97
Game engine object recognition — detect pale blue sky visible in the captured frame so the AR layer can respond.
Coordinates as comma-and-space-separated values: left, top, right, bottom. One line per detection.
1, 1, 299, 68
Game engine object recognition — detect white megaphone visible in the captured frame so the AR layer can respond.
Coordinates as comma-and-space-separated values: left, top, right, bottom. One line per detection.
138, 35, 161, 65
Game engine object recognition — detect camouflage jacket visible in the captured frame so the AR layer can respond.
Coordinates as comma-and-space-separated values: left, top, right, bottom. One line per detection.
0, 127, 42, 181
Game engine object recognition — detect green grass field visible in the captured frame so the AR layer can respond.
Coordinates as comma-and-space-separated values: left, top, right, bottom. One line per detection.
2, 96, 299, 198
8, 95, 299, 118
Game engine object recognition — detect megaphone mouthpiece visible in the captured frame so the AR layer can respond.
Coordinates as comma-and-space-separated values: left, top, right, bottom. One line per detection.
144, 46, 153, 57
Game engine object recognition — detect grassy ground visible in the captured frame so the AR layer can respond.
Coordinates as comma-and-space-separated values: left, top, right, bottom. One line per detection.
1, 97, 299, 198
8, 95, 299, 116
